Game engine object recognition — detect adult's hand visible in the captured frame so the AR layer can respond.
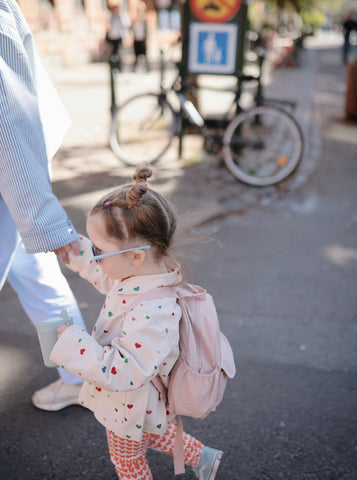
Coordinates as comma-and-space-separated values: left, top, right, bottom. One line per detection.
53, 241, 80, 264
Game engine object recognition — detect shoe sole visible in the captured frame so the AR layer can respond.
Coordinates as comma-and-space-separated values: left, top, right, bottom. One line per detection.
32, 399, 82, 411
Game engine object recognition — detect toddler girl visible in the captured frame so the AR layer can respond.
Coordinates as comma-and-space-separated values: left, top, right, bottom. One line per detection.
50, 166, 223, 479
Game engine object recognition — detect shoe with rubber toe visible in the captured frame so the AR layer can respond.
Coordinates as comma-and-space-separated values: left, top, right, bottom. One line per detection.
32, 379, 82, 411
192, 446, 223, 480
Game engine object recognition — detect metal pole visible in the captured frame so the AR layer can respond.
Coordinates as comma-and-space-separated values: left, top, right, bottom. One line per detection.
109, 56, 118, 115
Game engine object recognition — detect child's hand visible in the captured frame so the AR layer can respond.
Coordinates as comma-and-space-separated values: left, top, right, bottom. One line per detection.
57, 322, 71, 339
53, 240, 80, 264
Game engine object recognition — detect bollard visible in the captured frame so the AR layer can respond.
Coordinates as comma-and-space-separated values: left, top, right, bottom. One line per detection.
345, 61, 357, 121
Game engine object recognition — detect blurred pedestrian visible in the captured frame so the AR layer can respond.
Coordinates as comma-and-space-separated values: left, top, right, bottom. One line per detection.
0, 0, 86, 410
155, 0, 172, 30
105, 0, 127, 71
342, 11, 357, 63
51, 166, 224, 480
131, 0, 150, 72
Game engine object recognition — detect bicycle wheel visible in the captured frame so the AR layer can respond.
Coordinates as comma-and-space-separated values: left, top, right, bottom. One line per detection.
110, 93, 176, 166
223, 105, 303, 186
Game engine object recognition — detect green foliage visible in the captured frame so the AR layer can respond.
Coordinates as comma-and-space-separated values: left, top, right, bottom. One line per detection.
250, 0, 350, 29
300, 9, 326, 28
265, 0, 319, 13
262, 0, 347, 15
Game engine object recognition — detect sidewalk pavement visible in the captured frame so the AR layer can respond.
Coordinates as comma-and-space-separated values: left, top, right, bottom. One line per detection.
1, 29, 356, 480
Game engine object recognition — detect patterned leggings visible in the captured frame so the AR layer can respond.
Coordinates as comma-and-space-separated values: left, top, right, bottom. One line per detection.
107, 422, 203, 479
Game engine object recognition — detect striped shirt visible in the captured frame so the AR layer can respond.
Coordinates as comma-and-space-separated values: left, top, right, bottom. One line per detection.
0, 0, 78, 253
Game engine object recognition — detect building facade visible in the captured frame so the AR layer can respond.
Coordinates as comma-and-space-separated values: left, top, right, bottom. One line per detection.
17, 0, 117, 66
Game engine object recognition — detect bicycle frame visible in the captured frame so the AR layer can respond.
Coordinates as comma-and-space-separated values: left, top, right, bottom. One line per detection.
163, 68, 247, 155
110, 44, 269, 152
158, 45, 269, 129
109, 44, 303, 186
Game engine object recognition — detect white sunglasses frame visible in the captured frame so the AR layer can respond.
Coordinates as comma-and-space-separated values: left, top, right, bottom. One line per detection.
91, 245, 151, 264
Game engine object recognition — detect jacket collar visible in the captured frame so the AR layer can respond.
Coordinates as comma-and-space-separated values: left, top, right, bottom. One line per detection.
114, 263, 183, 295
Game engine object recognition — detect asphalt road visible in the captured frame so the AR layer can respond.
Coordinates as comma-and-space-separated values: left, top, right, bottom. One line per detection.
0, 32, 356, 479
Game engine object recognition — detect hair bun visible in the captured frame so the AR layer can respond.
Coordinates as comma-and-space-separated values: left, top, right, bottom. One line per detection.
126, 166, 152, 208
133, 166, 152, 185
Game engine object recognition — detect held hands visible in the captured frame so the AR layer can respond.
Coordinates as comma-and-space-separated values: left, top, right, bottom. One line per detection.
53, 240, 80, 264
57, 322, 71, 339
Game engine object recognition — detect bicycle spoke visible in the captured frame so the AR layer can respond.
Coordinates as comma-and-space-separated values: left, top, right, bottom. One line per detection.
223, 105, 303, 186
110, 94, 175, 166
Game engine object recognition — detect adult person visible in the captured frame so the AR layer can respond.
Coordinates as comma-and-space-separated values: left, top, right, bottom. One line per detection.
0, 0, 86, 410
342, 11, 357, 64
131, 0, 150, 72
105, 0, 129, 71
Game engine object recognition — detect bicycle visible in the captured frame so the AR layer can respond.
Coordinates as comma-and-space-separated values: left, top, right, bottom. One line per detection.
109, 47, 303, 187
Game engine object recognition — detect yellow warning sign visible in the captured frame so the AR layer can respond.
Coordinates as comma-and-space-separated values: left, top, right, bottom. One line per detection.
189, 0, 242, 23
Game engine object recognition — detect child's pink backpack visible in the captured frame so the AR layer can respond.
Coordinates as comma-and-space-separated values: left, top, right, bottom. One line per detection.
129, 283, 236, 474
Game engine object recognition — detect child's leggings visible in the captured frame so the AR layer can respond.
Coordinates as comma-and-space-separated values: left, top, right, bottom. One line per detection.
106, 422, 203, 479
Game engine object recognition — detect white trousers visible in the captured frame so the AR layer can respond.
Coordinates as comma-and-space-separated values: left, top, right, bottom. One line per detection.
1, 196, 85, 385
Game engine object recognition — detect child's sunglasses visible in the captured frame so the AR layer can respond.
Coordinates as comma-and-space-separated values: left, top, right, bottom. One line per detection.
91, 245, 150, 264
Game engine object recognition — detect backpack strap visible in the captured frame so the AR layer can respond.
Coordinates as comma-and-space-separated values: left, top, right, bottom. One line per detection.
173, 416, 185, 475
151, 377, 185, 475
127, 286, 178, 311
151, 375, 167, 405
126, 284, 207, 312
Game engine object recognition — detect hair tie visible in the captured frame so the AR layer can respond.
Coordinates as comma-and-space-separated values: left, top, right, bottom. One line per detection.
128, 195, 140, 202
104, 201, 111, 206
136, 181, 147, 186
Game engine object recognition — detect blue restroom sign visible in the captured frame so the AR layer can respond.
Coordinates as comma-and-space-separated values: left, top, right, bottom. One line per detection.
188, 22, 238, 74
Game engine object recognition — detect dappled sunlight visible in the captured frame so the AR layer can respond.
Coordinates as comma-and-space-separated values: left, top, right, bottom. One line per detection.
324, 120, 357, 145
305, 31, 343, 50
324, 244, 357, 267
313, 91, 344, 107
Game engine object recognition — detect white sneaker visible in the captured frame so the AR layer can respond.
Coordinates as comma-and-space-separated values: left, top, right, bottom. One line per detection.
32, 379, 82, 411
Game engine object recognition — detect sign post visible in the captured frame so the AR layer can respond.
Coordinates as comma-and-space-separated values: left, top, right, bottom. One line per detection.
178, 0, 248, 156
181, 0, 248, 78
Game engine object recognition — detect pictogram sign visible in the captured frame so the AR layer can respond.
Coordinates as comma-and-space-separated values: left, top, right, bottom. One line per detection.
189, 0, 242, 23
188, 22, 238, 74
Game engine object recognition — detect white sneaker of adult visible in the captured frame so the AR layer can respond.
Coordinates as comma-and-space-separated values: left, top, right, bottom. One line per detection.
31, 379, 82, 411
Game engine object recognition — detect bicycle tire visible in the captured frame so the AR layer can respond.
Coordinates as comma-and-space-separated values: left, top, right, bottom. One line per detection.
110, 93, 176, 166
223, 105, 303, 186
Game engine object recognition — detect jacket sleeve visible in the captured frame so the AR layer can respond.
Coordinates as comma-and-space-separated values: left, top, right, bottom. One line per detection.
0, 13, 77, 253
66, 236, 115, 295
50, 307, 175, 392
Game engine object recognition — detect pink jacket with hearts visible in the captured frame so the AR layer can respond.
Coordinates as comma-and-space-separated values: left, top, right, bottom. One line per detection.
50, 236, 182, 440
